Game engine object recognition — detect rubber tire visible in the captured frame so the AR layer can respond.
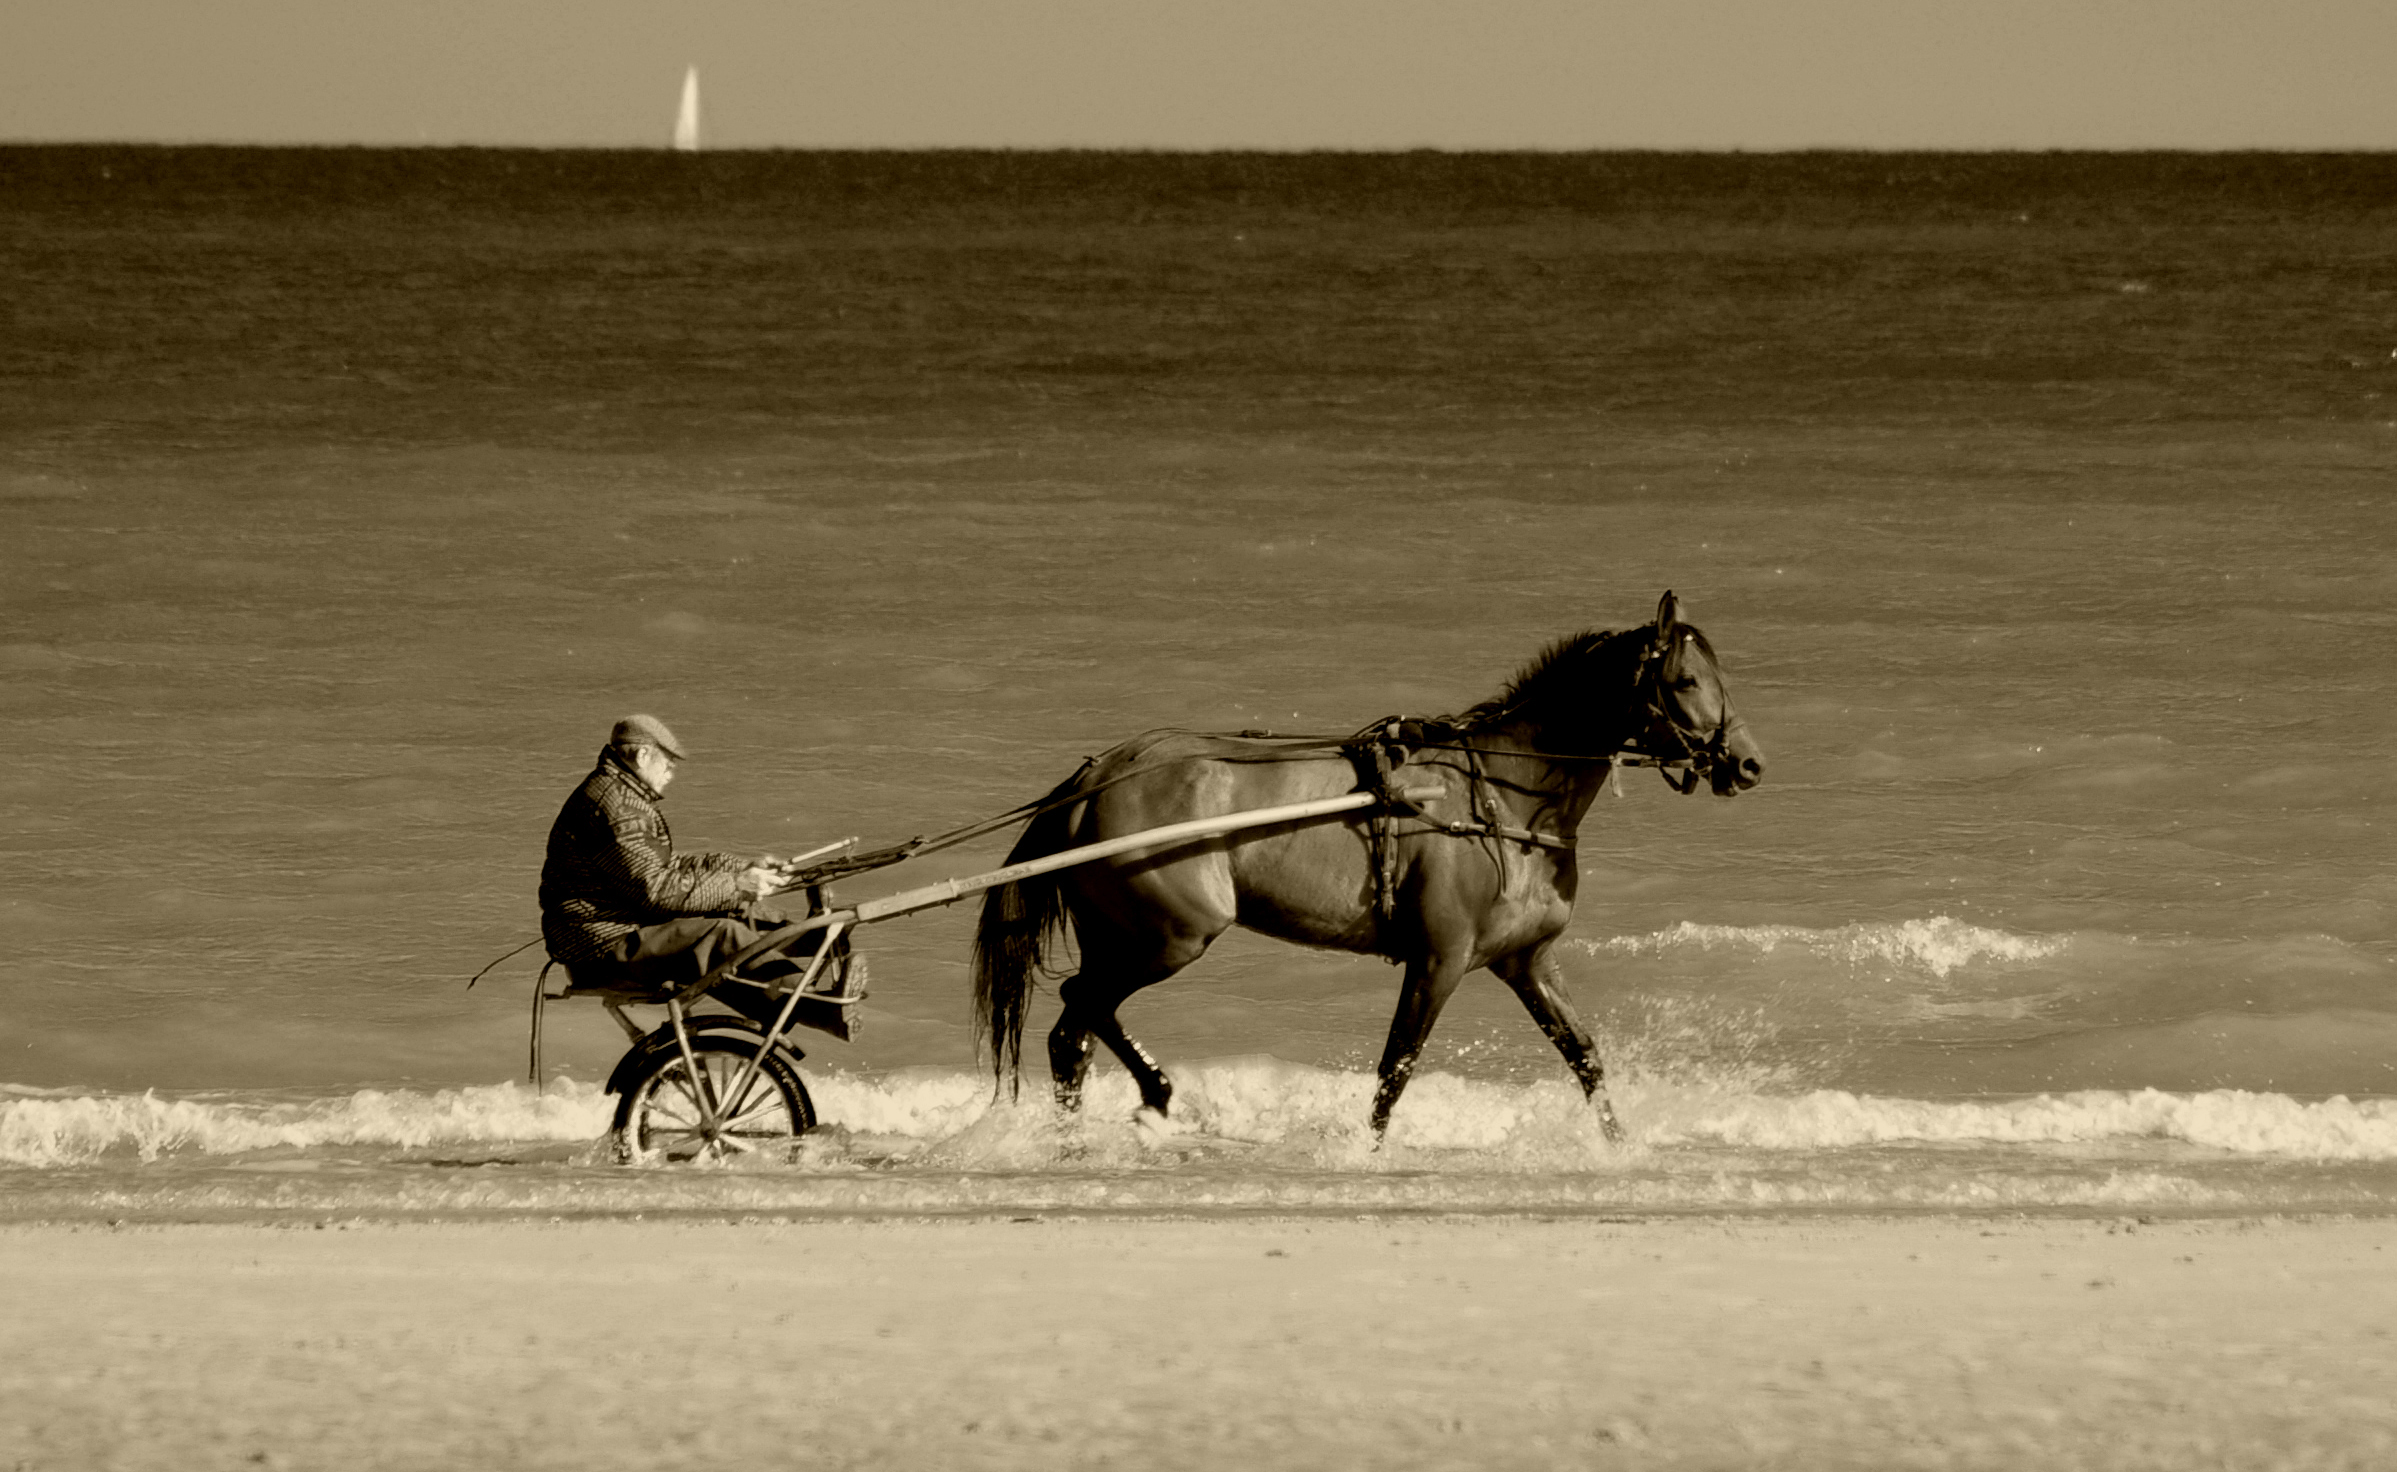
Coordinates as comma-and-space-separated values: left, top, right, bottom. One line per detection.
610, 1033, 817, 1162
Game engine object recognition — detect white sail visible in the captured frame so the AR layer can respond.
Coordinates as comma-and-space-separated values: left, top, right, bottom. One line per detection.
673, 67, 701, 152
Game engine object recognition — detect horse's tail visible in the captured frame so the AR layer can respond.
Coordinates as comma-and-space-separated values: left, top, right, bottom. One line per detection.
971, 765, 1088, 1095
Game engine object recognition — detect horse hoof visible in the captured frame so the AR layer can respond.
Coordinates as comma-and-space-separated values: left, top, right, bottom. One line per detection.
1133, 1106, 1183, 1140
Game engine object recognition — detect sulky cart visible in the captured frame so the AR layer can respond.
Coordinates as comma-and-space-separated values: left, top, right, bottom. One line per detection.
532, 789, 1428, 1162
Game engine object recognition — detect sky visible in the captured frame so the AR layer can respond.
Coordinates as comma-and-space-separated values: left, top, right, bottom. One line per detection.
4, 0, 2393, 150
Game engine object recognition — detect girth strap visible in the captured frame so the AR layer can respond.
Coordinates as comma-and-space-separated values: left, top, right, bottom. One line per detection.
1347, 725, 1408, 919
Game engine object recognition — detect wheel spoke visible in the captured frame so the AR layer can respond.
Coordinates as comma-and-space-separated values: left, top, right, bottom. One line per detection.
705, 1054, 762, 1121
720, 1092, 792, 1134
704, 1051, 791, 1134
661, 1063, 711, 1119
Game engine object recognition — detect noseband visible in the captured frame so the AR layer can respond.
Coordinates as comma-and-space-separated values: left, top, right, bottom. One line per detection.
1622, 636, 1744, 794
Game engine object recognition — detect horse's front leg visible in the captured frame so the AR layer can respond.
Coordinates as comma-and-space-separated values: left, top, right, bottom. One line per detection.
1493, 946, 1624, 1143
1368, 953, 1470, 1138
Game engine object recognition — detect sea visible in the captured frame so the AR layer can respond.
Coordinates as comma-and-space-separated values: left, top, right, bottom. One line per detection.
2, 147, 2392, 1221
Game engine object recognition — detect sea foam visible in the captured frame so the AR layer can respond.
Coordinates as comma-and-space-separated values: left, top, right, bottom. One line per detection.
1659, 1086, 2397, 1160
10, 1058, 2397, 1172
1585, 916, 2067, 977
0, 1081, 612, 1167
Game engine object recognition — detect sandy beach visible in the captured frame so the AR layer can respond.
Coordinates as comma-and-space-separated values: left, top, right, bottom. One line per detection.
3, 1213, 2391, 1470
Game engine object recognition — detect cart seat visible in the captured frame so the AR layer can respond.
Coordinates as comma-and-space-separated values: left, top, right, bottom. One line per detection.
552, 951, 867, 1015
529, 943, 868, 1088
553, 966, 678, 1006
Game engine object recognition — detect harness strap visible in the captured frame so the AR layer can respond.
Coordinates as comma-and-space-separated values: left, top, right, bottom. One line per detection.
1359, 729, 1577, 869
1381, 777, 1576, 854
1392, 809, 1575, 852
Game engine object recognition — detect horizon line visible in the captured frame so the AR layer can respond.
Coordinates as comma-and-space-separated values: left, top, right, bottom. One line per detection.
7, 140, 2396, 157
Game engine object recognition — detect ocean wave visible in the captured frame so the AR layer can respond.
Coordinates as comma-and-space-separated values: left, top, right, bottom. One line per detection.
1584, 916, 2067, 977
9, 1058, 2397, 1171
0, 1082, 612, 1167
1660, 1086, 2397, 1160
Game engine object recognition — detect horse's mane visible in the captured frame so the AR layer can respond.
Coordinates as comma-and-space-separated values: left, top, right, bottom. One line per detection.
1455, 621, 1715, 731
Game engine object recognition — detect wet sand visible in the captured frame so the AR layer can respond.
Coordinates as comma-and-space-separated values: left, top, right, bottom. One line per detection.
4, 1214, 2392, 1470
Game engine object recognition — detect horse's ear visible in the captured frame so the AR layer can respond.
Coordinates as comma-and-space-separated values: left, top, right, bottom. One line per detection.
1653, 590, 1680, 647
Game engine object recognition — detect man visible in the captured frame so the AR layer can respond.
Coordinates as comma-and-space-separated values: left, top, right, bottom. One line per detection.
539, 714, 794, 994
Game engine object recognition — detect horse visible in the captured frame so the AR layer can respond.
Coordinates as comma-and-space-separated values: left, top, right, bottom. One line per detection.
970, 591, 1764, 1141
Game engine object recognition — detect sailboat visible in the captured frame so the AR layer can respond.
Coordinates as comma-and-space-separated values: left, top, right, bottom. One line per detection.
673, 67, 701, 152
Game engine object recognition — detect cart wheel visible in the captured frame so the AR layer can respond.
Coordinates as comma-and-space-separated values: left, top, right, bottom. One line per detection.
611, 1034, 817, 1163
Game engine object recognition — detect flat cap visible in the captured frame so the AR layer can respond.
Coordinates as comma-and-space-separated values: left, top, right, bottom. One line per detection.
610, 713, 687, 759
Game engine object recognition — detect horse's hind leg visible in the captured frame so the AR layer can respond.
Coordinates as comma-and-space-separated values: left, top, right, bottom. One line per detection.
1368, 953, 1470, 1137
1048, 930, 1211, 1117
1046, 1006, 1098, 1111
1080, 992, 1177, 1116
1494, 947, 1624, 1143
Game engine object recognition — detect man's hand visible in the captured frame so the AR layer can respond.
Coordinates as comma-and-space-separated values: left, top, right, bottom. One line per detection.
737, 857, 793, 899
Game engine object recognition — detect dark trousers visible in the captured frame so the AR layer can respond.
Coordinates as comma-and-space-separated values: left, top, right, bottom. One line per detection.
579, 909, 815, 984
575, 911, 849, 1040
600, 915, 768, 991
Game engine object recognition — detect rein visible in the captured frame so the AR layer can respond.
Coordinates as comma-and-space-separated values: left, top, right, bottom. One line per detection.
910, 629, 1727, 866
467, 625, 1730, 985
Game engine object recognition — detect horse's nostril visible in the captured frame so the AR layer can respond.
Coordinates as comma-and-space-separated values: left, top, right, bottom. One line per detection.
1741, 758, 1763, 780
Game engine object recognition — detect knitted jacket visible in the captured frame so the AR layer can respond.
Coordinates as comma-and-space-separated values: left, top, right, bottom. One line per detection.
539, 748, 747, 965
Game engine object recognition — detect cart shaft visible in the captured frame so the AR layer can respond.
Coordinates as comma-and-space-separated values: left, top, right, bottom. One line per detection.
851, 787, 1435, 925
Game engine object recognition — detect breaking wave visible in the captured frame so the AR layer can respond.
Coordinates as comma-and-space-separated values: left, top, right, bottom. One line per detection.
1657, 1086, 2397, 1160
0, 1081, 611, 1168
8, 1058, 2396, 1173
1584, 917, 2067, 977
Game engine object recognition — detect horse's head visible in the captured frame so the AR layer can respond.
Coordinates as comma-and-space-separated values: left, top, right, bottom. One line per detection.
1638, 591, 1765, 796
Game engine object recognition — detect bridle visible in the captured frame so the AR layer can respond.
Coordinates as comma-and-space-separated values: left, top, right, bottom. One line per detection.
1620, 630, 1745, 794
